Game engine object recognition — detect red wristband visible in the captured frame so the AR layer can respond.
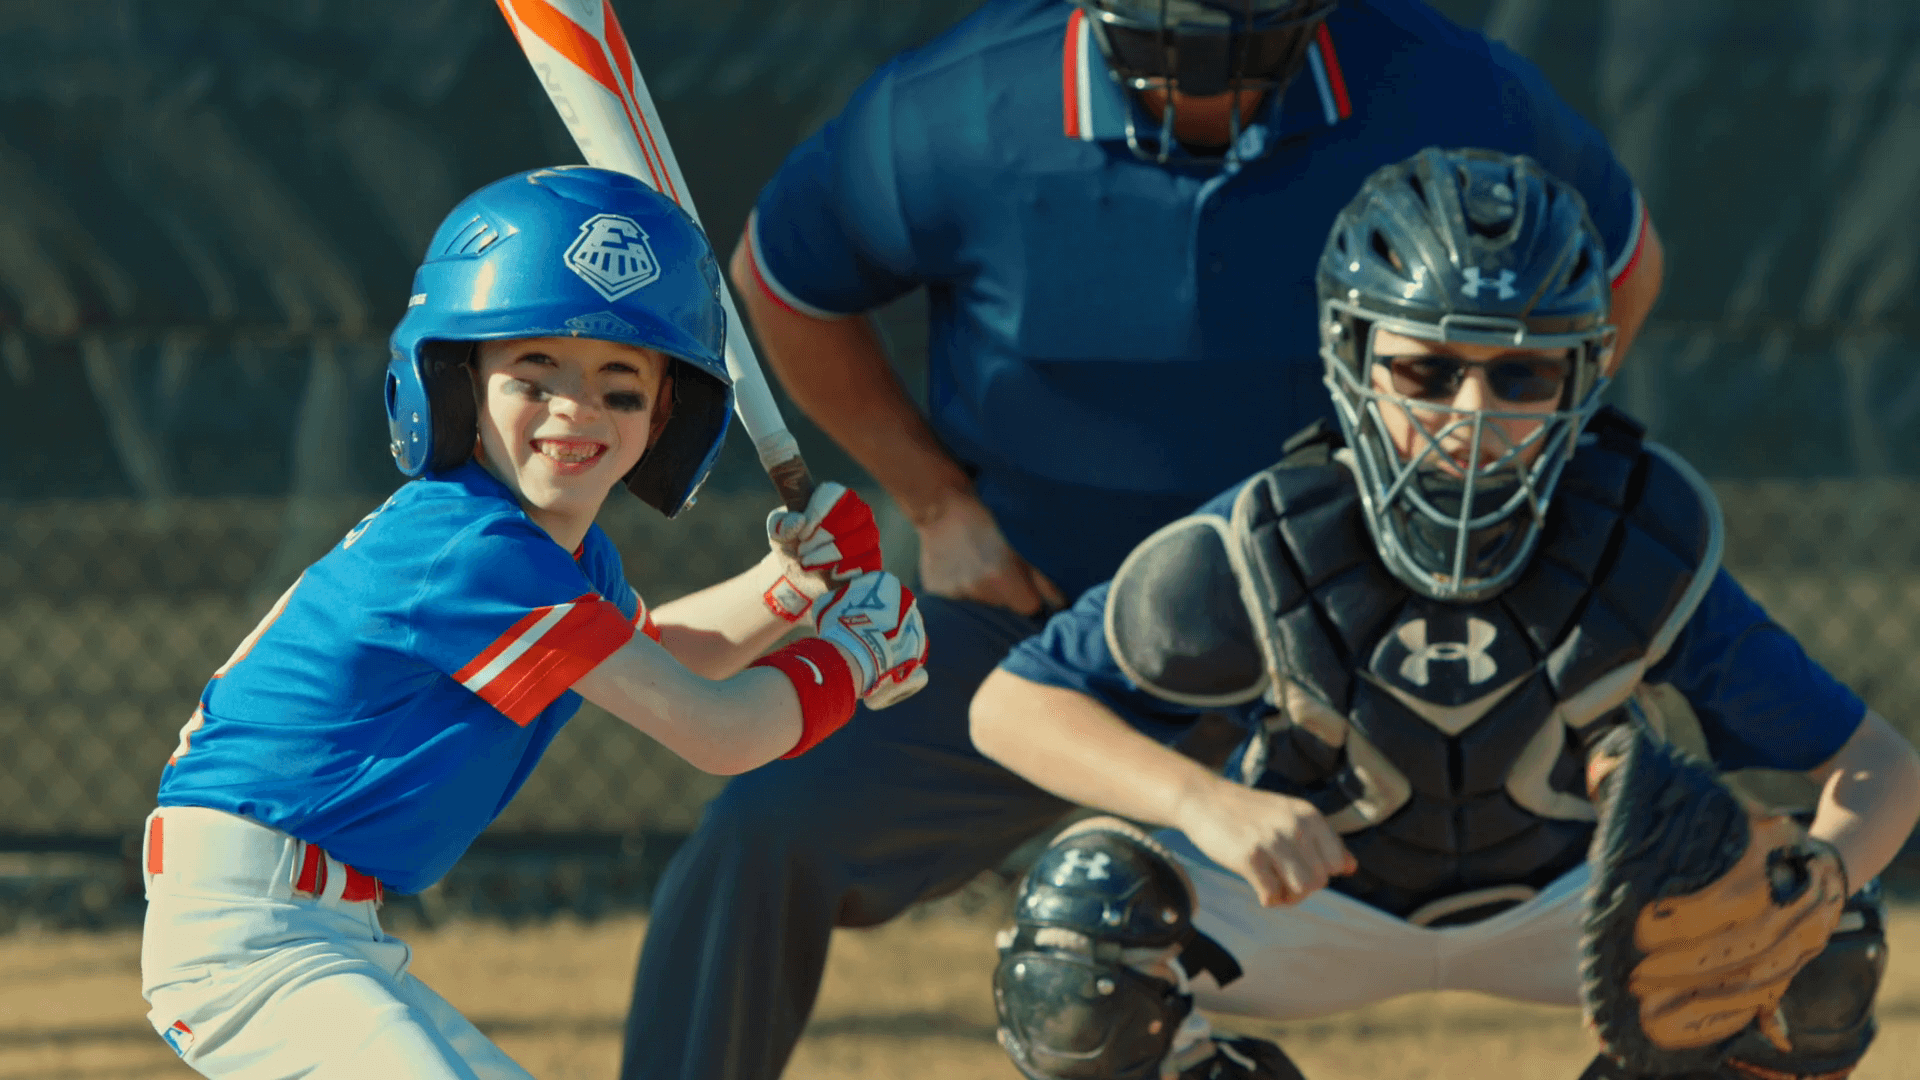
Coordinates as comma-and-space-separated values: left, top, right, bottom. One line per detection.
750, 638, 859, 758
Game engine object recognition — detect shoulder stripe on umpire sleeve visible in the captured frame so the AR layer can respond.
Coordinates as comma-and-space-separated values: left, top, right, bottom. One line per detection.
1608, 190, 1648, 287
745, 214, 854, 321
1062, 8, 1095, 141
455, 595, 636, 726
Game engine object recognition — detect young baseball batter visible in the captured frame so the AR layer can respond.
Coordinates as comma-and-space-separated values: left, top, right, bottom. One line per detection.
970, 148, 1920, 1080
138, 165, 928, 1079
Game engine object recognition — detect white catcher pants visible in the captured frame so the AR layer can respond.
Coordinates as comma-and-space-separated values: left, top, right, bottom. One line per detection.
1155, 829, 1590, 1021
140, 806, 535, 1080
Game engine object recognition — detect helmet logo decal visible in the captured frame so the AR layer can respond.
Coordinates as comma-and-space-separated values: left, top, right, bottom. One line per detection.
1395, 617, 1499, 686
1461, 268, 1517, 300
564, 310, 640, 338
564, 213, 661, 301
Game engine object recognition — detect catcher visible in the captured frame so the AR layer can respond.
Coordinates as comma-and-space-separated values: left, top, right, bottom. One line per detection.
970, 147, 1920, 1080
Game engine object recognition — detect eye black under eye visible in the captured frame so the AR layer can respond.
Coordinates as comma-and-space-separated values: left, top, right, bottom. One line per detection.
605, 391, 647, 413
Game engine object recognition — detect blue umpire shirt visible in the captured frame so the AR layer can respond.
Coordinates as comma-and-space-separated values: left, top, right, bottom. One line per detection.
747, 0, 1651, 598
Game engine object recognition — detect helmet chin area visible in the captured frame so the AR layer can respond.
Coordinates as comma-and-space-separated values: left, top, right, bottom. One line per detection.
1387, 462, 1535, 600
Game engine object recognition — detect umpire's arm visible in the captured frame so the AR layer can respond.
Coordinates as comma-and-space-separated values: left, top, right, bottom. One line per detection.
1608, 219, 1664, 371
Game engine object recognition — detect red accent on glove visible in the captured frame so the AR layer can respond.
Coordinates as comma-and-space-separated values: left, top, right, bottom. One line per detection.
763, 576, 814, 623
815, 495, 884, 577
750, 638, 859, 758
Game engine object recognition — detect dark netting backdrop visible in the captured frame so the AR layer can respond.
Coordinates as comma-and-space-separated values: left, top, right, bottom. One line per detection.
1, 0, 1917, 925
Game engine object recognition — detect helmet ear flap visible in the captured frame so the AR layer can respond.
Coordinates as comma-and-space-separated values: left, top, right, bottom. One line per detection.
423, 342, 479, 472
646, 369, 675, 449
624, 361, 733, 518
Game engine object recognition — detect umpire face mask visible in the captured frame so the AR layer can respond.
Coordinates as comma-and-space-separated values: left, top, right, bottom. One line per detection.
1080, 0, 1336, 165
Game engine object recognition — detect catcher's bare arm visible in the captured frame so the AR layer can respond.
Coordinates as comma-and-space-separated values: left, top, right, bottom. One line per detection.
973, 669, 1353, 908
1801, 708, 1920, 886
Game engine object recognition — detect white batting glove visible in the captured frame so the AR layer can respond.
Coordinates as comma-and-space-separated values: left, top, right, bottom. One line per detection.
763, 482, 884, 623
815, 571, 929, 710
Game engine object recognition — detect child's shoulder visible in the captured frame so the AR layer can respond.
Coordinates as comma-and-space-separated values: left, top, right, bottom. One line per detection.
573, 522, 633, 602
333, 465, 552, 571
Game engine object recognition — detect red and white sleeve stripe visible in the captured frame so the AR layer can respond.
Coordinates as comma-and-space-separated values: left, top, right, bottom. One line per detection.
453, 594, 635, 726
635, 598, 663, 643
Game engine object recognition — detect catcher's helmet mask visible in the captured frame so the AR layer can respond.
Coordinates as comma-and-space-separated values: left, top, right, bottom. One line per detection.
386, 166, 732, 519
1077, 0, 1337, 166
1317, 148, 1617, 602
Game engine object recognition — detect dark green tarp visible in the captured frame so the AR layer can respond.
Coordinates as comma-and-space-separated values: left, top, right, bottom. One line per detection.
0, 0, 1916, 498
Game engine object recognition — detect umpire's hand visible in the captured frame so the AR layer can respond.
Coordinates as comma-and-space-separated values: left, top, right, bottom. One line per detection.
916, 491, 1066, 617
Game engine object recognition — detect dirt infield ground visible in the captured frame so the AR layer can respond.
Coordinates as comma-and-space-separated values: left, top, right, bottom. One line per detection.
3, 903, 1915, 1080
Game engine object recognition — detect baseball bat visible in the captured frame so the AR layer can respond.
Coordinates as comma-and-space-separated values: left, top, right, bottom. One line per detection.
495, 0, 815, 511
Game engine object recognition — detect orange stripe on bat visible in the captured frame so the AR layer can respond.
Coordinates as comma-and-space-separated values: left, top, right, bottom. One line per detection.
501, 0, 622, 98
601, 6, 681, 204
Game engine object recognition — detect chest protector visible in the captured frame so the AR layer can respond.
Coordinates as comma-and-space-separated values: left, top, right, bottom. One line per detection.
1105, 410, 1723, 923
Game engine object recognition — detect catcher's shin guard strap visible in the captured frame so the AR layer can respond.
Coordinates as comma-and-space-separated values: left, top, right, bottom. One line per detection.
752, 638, 858, 758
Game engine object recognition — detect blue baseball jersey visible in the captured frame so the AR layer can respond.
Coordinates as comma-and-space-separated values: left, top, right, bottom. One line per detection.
1003, 481, 1868, 774
157, 464, 657, 894
746, 0, 1650, 598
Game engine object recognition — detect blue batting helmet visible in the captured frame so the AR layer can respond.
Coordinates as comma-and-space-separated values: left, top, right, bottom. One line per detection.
386, 165, 732, 518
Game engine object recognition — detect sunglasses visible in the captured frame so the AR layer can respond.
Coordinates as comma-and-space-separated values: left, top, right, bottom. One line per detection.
1381, 354, 1572, 405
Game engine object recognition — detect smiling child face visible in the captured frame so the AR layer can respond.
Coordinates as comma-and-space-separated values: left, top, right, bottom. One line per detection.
471, 336, 669, 537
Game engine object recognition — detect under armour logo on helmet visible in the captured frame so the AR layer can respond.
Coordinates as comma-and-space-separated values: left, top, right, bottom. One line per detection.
1396, 617, 1499, 686
1054, 849, 1113, 885
1461, 267, 1517, 300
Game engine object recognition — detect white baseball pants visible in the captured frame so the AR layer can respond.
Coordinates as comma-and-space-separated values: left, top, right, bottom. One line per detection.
140, 806, 535, 1080
1155, 829, 1590, 1021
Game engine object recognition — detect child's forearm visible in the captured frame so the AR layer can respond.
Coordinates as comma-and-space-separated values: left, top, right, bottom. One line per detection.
1808, 710, 1920, 888
651, 553, 797, 679
577, 645, 804, 774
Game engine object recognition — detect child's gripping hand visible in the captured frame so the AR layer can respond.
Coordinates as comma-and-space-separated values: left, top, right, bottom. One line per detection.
816, 571, 929, 709
763, 482, 884, 623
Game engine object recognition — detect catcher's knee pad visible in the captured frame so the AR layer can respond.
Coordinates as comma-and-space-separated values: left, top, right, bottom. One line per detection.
994, 818, 1243, 1080
1720, 882, 1887, 1079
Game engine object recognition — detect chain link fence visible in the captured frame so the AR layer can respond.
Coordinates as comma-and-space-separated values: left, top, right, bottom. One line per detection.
2, 471, 1918, 928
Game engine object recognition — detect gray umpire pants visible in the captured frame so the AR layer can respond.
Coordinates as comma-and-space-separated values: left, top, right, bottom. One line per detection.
617, 594, 1070, 1080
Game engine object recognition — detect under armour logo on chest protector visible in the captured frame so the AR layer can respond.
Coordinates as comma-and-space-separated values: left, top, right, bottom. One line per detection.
1371, 605, 1533, 709
1395, 618, 1499, 686
1462, 267, 1517, 300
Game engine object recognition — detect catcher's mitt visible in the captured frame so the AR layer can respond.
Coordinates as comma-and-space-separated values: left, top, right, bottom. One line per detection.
1579, 723, 1849, 1076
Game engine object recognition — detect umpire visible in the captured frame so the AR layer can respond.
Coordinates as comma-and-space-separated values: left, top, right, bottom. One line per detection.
620, 2, 1665, 1077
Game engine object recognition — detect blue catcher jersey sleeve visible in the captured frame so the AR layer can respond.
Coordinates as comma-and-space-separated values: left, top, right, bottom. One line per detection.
1649, 569, 1868, 772
1001, 582, 1251, 747
1000, 480, 1267, 744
